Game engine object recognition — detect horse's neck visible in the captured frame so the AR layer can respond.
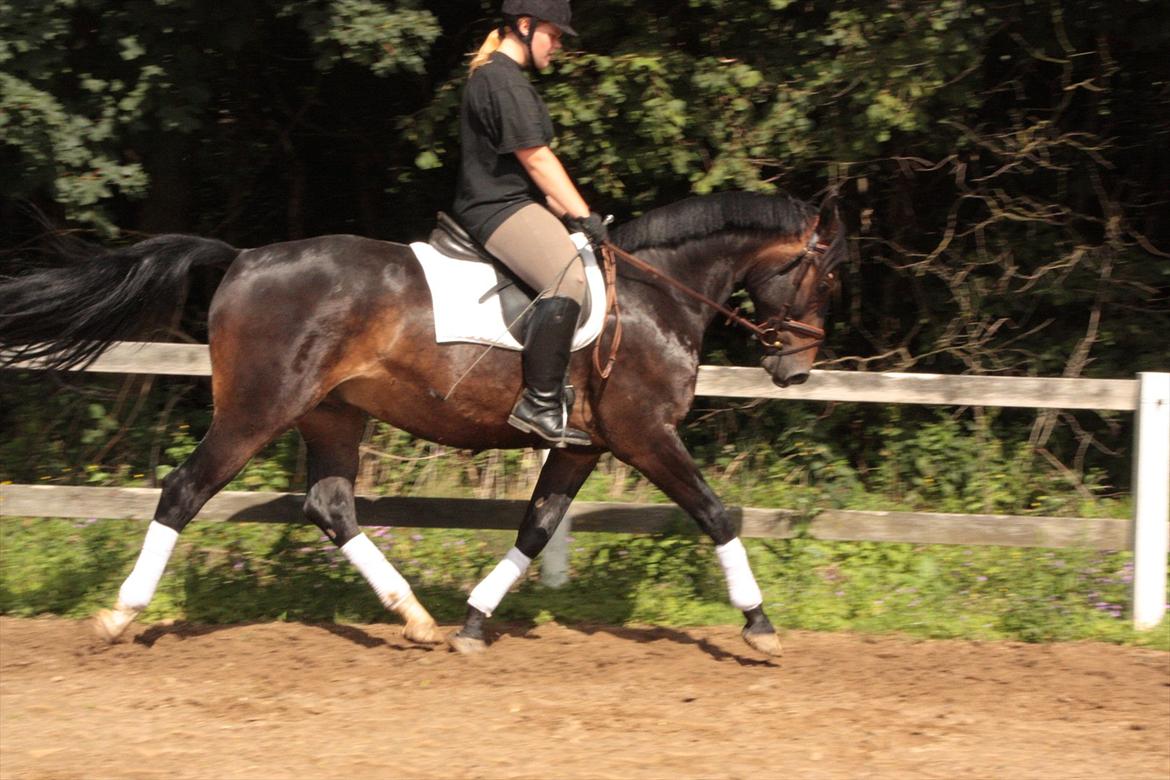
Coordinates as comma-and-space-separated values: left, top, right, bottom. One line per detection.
628, 235, 756, 315
618, 235, 760, 351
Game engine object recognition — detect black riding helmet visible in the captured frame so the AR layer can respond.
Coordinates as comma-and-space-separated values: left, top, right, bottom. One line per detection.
500, 0, 576, 69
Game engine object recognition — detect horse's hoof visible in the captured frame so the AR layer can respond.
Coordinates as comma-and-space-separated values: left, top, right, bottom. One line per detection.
742, 627, 782, 656
448, 631, 488, 655
402, 620, 445, 645
392, 592, 442, 644
93, 604, 139, 643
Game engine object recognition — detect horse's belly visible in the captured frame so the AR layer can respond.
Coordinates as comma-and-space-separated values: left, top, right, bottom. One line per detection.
333, 375, 534, 451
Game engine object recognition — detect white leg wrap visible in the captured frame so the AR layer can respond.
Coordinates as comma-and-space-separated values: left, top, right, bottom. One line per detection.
467, 547, 532, 617
117, 521, 179, 611
340, 533, 412, 609
715, 537, 763, 611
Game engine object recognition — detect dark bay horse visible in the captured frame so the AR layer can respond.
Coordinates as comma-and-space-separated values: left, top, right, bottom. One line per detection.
0, 191, 845, 655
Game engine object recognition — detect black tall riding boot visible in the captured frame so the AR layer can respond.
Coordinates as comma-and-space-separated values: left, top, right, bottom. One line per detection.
508, 296, 592, 447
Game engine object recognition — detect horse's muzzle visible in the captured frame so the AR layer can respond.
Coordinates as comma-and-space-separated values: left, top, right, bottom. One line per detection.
761, 354, 811, 388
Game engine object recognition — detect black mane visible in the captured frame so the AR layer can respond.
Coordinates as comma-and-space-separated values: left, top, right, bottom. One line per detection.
611, 191, 815, 252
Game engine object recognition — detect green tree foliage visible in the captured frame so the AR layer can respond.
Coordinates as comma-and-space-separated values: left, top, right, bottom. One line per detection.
2, 0, 1167, 494
1, 0, 440, 235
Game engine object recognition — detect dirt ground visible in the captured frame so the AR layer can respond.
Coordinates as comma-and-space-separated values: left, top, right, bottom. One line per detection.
1, 617, 1167, 780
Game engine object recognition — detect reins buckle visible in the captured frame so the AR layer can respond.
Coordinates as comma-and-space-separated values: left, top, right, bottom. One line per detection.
757, 327, 784, 349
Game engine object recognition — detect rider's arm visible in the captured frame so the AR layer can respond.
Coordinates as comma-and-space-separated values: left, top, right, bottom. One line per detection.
544, 194, 568, 218
514, 145, 590, 219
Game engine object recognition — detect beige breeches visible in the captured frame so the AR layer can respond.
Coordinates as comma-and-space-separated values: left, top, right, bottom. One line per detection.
484, 203, 587, 305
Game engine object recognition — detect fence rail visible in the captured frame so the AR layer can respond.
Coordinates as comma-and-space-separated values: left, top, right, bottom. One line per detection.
5, 340, 1144, 410
0, 484, 1133, 551
2, 342, 1166, 630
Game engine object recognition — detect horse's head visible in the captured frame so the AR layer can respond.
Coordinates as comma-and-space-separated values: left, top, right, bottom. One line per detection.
744, 199, 846, 387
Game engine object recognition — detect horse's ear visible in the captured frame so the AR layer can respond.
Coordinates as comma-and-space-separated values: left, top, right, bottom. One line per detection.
816, 194, 841, 236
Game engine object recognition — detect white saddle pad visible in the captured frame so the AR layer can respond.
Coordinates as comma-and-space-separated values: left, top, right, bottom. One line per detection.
411, 233, 606, 351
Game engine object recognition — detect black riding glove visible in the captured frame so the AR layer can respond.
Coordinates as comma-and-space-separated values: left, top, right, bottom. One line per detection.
563, 212, 610, 249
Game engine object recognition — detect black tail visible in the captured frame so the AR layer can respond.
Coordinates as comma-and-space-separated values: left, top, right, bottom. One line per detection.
0, 232, 239, 370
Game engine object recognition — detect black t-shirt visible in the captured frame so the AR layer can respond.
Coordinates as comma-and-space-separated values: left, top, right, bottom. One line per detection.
453, 53, 555, 244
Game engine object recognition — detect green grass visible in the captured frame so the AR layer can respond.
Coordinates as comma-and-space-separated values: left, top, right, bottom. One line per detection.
2, 400, 1165, 649
2, 516, 1166, 650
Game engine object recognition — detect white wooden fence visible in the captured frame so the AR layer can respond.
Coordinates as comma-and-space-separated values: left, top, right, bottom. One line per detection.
2, 342, 1166, 630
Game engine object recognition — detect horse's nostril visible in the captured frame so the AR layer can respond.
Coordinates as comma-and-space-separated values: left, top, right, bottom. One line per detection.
787, 372, 810, 386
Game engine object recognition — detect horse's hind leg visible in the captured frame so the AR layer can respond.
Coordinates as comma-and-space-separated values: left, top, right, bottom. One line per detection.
297, 403, 442, 645
450, 448, 600, 655
94, 416, 276, 642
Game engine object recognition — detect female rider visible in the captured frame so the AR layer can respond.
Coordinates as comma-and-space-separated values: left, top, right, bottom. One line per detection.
453, 0, 607, 448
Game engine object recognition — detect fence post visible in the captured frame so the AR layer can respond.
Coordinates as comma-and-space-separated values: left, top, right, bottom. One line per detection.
541, 512, 573, 588
538, 449, 573, 588
1132, 372, 1170, 631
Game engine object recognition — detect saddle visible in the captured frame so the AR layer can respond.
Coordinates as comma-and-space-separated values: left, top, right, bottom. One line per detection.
428, 212, 589, 343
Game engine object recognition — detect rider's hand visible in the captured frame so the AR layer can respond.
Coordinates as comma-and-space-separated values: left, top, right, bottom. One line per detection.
563, 212, 610, 249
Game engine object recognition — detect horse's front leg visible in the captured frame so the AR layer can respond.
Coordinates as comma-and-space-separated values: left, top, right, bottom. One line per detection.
612, 427, 782, 656
450, 448, 600, 655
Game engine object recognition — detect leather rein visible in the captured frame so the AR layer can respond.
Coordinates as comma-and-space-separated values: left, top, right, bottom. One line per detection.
592, 231, 831, 379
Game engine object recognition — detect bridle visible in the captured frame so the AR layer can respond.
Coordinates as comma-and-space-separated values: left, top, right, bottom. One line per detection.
593, 228, 834, 377
746, 229, 836, 354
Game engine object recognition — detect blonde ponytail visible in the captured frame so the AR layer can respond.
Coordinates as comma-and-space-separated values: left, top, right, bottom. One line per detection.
468, 29, 503, 74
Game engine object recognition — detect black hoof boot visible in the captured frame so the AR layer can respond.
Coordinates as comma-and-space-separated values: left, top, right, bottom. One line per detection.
449, 605, 489, 655
742, 605, 782, 656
